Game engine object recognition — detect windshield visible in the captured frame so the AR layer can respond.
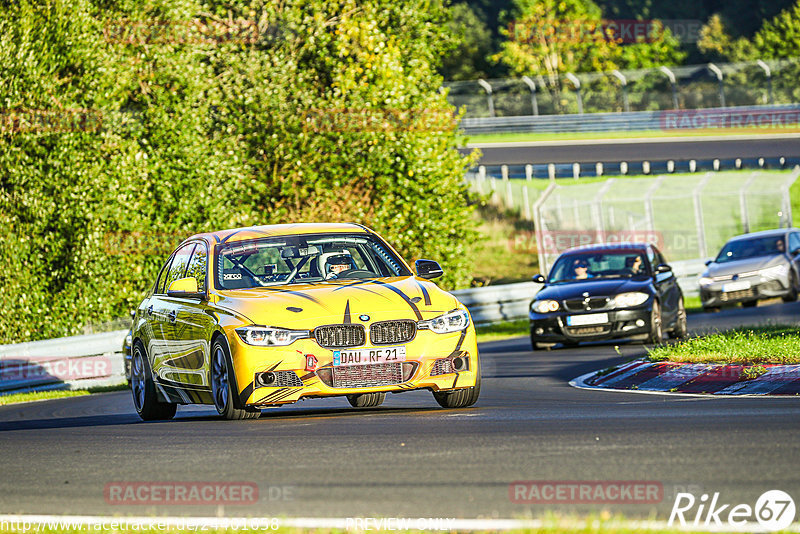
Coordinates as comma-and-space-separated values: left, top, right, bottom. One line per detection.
547, 251, 649, 283
214, 233, 411, 290
715, 235, 786, 263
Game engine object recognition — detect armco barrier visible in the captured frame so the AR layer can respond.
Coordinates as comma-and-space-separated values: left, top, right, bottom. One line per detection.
0, 330, 127, 392
460, 104, 800, 135
0, 267, 707, 393
453, 261, 705, 326
452, 281, 543, 325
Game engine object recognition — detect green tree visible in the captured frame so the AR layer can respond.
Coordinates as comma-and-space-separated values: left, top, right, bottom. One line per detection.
439, 3, 494, 80
0, 0, 480, 343
492, 0, 683, 111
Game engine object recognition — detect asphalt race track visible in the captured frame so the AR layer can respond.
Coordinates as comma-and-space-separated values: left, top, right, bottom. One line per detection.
462, 135, 800, 165
1, 302, 799, 520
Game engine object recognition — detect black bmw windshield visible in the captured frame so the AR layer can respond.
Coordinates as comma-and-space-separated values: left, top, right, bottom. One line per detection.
214, 233, 412, 290
547, 251, 650, 283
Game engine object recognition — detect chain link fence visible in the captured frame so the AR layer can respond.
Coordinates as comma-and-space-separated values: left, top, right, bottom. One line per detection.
466, 169, 799, 274
445, 59, 800, 118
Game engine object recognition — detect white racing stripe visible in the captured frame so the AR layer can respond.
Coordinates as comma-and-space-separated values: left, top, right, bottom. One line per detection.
0, 514, 798, 532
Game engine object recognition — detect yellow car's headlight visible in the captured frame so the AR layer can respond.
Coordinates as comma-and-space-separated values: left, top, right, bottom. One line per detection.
235, 326, 309, 346
418, 309, 470, 334
532, 299, 560, 313
612, 292, 650, 308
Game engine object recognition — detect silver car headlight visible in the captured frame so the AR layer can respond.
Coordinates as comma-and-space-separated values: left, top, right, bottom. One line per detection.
698, 276, 714, 286
235, 326, 310, 346
612, 292, 649, 308
760, 264, 788, 279
531, 299, 560, 313
418, 309, 470, 334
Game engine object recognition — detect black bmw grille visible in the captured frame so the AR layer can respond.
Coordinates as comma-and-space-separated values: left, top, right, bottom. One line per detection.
314, 324, 365, 348
370, 320, 416, 345
564, 297, 610, 312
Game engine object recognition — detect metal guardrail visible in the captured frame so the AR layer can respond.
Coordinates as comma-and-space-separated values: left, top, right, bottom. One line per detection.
460, 104, 800, 135
0, 330, 127, 392
0, 268, 707, 393
453, 261, 705, 326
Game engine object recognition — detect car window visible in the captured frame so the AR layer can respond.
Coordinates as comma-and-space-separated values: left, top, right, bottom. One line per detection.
185, 242, 208, 292
789, 233, 800, 253
162, 243, 196, 292
154, 256, 173, 295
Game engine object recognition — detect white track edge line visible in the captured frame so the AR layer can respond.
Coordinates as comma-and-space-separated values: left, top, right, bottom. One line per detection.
1, 514, 799, 533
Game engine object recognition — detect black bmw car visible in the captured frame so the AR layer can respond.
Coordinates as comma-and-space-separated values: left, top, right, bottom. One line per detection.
529, 243, 687, 349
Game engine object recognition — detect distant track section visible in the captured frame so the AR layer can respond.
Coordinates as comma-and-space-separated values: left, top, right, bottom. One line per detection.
461, 134, 800, 166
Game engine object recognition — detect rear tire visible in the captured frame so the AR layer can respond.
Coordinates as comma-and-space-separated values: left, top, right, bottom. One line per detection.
211, 338, 260, 420
433, 357, 481, 409
347, 392, 386, 408
646, 300, 663, 345
131, 341, 177, 421
668, 298, 688, 339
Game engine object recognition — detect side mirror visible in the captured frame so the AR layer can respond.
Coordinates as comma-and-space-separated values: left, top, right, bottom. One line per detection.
415, 259, 444, 280
167, 277, 201, 297
532, 274, 546, 284
655, 264, 672, 274
704, 259, 713, 266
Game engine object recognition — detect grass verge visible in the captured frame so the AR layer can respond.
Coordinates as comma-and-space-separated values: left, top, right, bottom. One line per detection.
0, 383, 128, 406
647, 325, 800, 364
476, 318, 529, 343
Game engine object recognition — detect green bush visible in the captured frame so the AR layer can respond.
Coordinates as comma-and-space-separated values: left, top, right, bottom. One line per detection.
0, 0, 479, 343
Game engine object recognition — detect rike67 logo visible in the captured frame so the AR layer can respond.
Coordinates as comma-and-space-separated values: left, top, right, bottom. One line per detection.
669, 490, 796, 531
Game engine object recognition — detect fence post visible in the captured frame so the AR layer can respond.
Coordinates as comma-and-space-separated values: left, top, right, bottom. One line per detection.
611, 70, 630, 112
565, 73, 583, 114
708, 63, 725, 108
740, 173, 758, 233
757, 60, 774, 105
533, 183, 558, 275
594, 179, 615, 243
693, 173, 712, 258
477, 79, 495, 118
659, 66, 679, 110
522, 76, 539, 116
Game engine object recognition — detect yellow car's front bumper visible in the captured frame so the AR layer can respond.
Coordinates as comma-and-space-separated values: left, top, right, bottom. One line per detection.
227, 326, 480, 407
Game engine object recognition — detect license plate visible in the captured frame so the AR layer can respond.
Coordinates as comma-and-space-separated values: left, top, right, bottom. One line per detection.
333, 346, 406, 366
566, 313, 609, 326
722, 281, 751, 292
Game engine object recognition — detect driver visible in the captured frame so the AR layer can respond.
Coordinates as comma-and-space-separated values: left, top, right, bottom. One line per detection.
324, 252, 356, 279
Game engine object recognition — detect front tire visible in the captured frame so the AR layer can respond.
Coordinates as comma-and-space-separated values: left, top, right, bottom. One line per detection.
668, 298, 688, 339
646, 300, 663, 345
433, 357, 481, 409
131, 341, 177, 421
211, 338, 260, 420
782, 271, 799, 302
347, 392, 385, 408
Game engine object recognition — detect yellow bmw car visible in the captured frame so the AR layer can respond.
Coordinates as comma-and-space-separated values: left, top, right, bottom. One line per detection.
130, 223, 480, 420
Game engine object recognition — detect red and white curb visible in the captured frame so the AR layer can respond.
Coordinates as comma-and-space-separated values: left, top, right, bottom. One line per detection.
570, 360, 800, 397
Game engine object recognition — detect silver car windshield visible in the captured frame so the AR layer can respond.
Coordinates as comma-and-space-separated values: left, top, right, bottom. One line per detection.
214, 233, 411, 290
715, 236, 786, 263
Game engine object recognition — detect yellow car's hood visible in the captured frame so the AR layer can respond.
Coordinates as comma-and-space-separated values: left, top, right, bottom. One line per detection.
214, 276, 461, 328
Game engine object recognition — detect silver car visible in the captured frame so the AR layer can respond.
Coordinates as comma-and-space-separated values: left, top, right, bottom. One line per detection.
699, 228, 800, 310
